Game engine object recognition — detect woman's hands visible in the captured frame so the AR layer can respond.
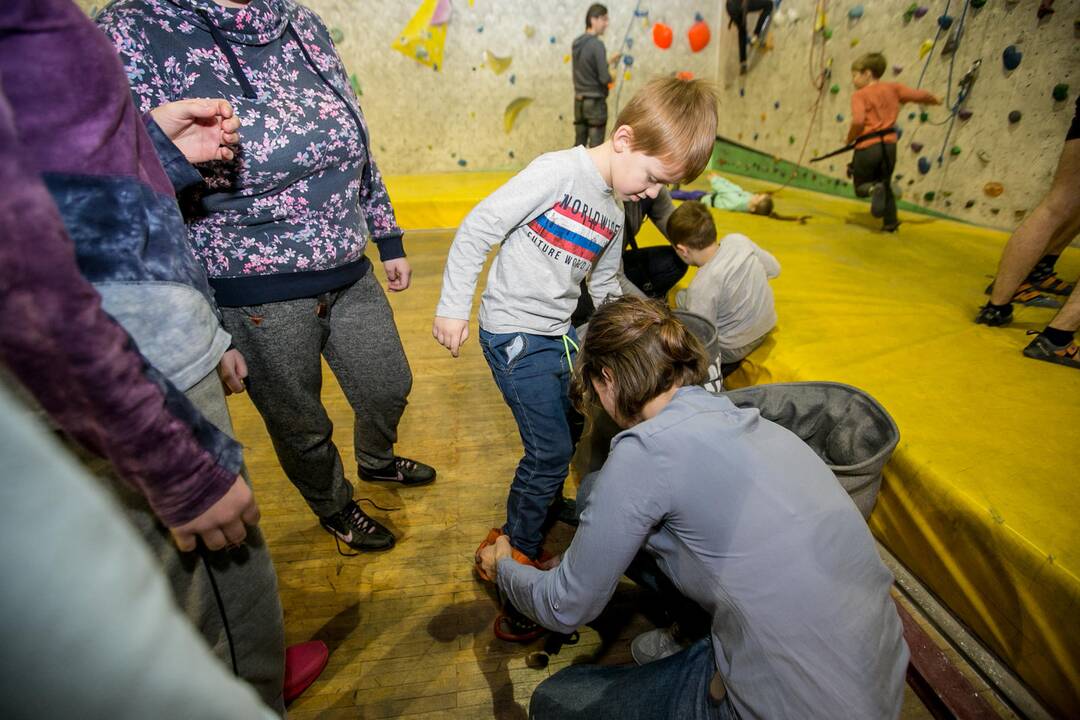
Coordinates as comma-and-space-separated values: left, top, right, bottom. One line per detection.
151, 98, 240, 163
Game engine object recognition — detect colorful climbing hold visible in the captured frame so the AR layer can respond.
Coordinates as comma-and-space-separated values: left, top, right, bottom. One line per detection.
893, 65, 904, 75
508, 150, 515, 158
1052, 83, 1069, 102
788, 135, 796, 144
830, 83, 840, 94
549, 35, 556, 44
903, 3, 918, 22
688, 19, 711, 52
509, 73, 516, 84
917, 157, 932, 174
850, 38, 860, 47
937, 14, 953, 29
739, 88, 745, 97
761, 113, 767, 122
1036, 0, 1055, 20
563, 54, 571, 63
482, 50, 512, 74
908, 112, 917, 120
958, 109, 973, 120
753, 132, 759, 140
983, 181, 1004, 197
1002, 45, 1022, 71
392, 0, 449, 71
923, 191, 935, 201
774, 101, 781, 109
919, 39, 934, 59
911, 142, 924, 152
836, 113, 845, 122
1008, 110, 1022, 123
914, 6, 929, 19
349, 73, 362, 97
965, 199, 976, 208
822, 27, 833, 39
622, 54, 634, 66
977, 150, 991, 163
329, 27, 344, 43
430, 0, 452, 25
971, 0, 987, 7
457, 158, 467, 167
503, 97, 534, 133
849, 5, 865, 19
950, 146, 962, 156
523, 24, 535, 39
919, 111, 929, 122
652, 22, 673, 49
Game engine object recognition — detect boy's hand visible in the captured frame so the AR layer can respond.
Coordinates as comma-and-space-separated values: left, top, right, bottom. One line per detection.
217, 348, 247, 395
433, 316, 469, 357
169, 476, 260, 552
383, 258, 413, 292
150, 98, 240, 164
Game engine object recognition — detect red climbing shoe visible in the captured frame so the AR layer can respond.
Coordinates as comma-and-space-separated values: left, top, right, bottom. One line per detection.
284, 640, 329, 704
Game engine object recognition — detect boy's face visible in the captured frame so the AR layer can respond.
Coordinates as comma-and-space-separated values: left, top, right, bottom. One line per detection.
590, 14, 610, 34
851, 69, 874, 89
609, 128, 682, 202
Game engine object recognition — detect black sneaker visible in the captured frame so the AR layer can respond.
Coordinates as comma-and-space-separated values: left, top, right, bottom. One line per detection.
358, 456, 436, 486
881, 221, 901, 233
1023, 332, 1080, 369
974, 302, 1013, 326
319, 500, 395, 552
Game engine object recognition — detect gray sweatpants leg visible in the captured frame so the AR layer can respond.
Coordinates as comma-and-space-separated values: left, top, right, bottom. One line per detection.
76, 370, 286, 716
221, 270, 413, 518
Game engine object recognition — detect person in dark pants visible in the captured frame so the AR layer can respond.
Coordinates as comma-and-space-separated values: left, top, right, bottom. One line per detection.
847, 52, 940, 232
726, 0, 774, 73
572, 4, 620, 147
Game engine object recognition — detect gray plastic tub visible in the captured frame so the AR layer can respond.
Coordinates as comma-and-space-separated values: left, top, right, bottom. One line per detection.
575, 381, 899, 521
722, 382, 900, 519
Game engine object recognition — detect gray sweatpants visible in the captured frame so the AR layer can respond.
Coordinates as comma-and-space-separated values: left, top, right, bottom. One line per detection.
221, 269, 413, 518
73, 370, 287, 716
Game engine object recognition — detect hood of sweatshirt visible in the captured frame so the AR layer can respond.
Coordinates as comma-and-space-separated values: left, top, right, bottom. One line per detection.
166, 0, 291, 45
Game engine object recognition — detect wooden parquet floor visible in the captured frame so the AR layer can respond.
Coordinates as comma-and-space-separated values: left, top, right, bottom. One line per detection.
226, 230, 654, 719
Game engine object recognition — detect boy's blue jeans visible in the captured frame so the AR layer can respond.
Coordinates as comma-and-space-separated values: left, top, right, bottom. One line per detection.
479, 327, 583, 559
528, 638, 736, 720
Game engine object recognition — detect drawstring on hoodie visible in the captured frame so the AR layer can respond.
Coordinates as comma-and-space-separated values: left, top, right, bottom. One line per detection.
198, 9, 372, 184
198, 10, 257, 99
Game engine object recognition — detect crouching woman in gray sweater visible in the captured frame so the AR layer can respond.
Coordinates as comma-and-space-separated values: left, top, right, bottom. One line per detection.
478, 296, 909, 720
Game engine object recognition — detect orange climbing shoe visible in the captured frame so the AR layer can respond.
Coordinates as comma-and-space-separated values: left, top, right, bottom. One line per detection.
1023, 332, 1080, 370
983, 280, 1060, 308
474, 528, 539, 581
1029, 272, 1076, 296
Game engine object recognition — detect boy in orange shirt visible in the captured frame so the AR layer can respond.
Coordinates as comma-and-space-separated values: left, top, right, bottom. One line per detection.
847, 53, 940, 232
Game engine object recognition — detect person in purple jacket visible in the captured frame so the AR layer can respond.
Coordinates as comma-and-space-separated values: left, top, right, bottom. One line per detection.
97, 0, 437, 554
0, 0, 324, 711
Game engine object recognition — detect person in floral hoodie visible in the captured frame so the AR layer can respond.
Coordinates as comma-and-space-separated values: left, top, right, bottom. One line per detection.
98, 0, 436, 553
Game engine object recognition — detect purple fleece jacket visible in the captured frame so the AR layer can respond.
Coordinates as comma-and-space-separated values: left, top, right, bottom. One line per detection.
0, 0, 241, 527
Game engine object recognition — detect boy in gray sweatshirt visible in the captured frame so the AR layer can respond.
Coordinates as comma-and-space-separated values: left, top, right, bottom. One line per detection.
434, 78, 718, 607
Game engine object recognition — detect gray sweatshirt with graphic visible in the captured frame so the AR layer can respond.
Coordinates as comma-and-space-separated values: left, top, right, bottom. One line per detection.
437, 147, 624, 336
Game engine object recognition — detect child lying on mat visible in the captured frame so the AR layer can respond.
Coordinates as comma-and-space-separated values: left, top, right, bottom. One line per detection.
671, 172, 773, 215
667, 201, 780, 372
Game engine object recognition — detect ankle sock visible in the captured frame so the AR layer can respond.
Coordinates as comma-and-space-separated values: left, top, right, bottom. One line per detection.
1028, 254, 1059, 282
1041, 326, 1074, 347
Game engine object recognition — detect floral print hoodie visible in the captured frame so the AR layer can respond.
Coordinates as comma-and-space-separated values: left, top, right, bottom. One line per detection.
97, 0, 405, 306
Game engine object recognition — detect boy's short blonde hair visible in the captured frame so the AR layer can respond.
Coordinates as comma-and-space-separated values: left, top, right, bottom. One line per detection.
851, 53, 887, 79
613, 76, 719, 183
666, 201, 717, 251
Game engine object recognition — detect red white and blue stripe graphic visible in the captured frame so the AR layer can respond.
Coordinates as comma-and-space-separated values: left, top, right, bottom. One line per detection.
528, 202, 617, 263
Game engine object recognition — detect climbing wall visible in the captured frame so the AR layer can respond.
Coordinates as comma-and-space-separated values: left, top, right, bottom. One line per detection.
79, 0, 724, 174
717, 0, 1078, 230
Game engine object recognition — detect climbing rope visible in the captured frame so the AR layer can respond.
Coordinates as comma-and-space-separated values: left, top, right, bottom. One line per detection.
612, 0, 645, 117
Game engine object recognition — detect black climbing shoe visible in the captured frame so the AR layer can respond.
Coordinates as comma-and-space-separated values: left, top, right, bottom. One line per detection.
974, 302, 1013, 327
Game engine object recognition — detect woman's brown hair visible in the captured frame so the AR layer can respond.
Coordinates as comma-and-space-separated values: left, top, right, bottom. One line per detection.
572, 296, 708, 422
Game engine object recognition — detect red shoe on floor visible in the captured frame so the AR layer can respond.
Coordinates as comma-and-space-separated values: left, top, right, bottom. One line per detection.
284, 640, 329, 704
